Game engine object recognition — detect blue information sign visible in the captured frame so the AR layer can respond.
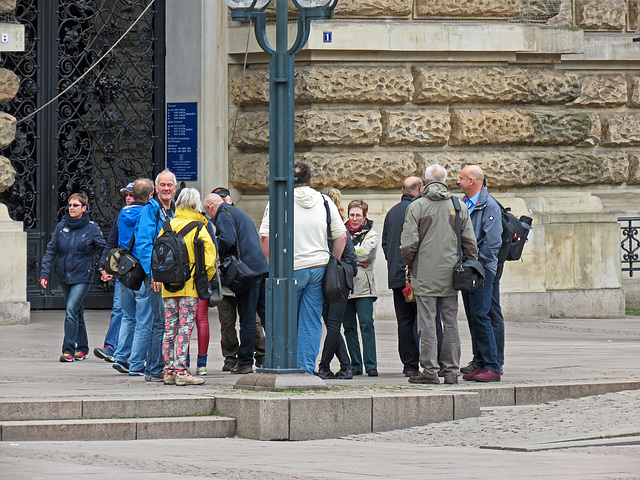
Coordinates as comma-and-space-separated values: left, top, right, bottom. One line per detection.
167, 102, 198, 181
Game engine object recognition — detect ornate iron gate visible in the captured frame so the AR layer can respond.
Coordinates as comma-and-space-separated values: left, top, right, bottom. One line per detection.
0, 0, 165, 308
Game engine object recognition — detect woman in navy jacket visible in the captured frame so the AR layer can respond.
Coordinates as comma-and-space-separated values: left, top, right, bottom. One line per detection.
39, 193, 106, 362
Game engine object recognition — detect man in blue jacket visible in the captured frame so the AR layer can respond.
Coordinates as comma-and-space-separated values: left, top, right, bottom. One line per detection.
131, 169, 177, 381
111, 179, 155, 375
457, 165, 503, 382
204, 193, 269, 375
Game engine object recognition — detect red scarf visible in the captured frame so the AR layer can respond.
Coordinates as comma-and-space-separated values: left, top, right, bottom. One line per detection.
346, 219, 366, 236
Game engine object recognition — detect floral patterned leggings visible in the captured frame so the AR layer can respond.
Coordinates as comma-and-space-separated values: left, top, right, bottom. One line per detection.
163, 296, 198, 375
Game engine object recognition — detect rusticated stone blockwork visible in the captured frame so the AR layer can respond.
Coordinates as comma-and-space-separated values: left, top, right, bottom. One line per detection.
627, 75, 640, 107
230, 152, 417, 191
418, 151, 629, 187
0, 69, 19, 105
231, 110, 383, 148
0, 0, 16, 14
575, 0, 626, 30
601, 113, 640, 145
570, 75, 628, 107
0, 155, 15, 193
628, 153, 640, 183
334, 0, 412, 18
415, 0, 521, 18
630, 0, 640, 29
229, 68, 269, 106
380, 109, 450, 146
412, 67, 581, 105
297, 67, 414, 105
0, 112, 16, 148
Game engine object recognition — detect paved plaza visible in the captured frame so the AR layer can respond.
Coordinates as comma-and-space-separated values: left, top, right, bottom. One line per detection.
0, 308, 639, 478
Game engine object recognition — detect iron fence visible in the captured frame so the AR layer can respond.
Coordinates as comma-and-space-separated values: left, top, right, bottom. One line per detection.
619, 217, 640, 277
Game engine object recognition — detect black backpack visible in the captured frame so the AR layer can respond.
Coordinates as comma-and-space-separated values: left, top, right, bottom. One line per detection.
151, 220, 202, 292
496, 201, 533, 263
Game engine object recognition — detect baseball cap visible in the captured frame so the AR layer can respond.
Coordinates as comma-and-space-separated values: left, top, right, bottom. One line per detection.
120, 182, 134, 194
212, 187, 230, 198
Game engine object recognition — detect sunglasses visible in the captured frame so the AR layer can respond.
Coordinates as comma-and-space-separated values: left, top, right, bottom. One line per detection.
68, 203, 84, 208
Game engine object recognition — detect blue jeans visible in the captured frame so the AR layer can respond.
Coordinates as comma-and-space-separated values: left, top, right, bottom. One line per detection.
60, 283, 91, 355
294, 266, 326, 374
343, 297, 377, 372
462, 269, 499, 373
103, 280, 123, 352
145, 288, 165, 377
115, 277, 152, 371
489, 263, 505, 368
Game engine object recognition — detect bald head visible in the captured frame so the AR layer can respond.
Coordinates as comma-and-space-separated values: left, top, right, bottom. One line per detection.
402, 176, 423, 196
204, 193, 225, 218
458, 165, 485, 198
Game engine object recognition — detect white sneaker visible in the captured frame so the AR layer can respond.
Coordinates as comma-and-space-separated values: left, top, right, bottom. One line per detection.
176, 373, 205, 386
197, 366, 207, 376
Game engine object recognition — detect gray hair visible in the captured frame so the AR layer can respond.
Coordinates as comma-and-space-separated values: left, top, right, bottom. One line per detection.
424, 164, 447, 184
175, 187, 204, 213
155, 169, 177, 186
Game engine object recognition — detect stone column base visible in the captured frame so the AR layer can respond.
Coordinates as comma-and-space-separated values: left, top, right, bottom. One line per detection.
0, 301, 30, 325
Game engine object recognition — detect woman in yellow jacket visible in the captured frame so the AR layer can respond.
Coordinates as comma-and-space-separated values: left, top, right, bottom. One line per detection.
160, 188, 216, 386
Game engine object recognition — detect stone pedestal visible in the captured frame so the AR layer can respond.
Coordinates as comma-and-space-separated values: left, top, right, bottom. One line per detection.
0, 203, 29, 325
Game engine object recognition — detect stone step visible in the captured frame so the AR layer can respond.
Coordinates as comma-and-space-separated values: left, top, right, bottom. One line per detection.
0, 396, 216, 422
1, 415, 236, 441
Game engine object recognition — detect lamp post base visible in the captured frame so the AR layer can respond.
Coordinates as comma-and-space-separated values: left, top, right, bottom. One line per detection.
234, 373, 328, 391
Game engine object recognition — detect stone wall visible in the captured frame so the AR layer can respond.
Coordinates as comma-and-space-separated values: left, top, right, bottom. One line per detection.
227, 0, 637, 318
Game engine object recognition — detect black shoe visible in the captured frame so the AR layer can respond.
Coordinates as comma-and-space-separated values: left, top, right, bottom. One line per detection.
314, 367, 334, 380
403, 368, 420, 378
94, 347, 115, 363
112, 362, 129, 374
366, 368, 378, 377
334, 366, 353, 379
459, 360, 476, 374
222, 361, 236, 372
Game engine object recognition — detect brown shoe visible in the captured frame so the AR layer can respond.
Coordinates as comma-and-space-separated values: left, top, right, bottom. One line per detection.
408, 372, 440, 384
230, 363, 253, 375
175, 373, 205, 386
163, 373, 176, 385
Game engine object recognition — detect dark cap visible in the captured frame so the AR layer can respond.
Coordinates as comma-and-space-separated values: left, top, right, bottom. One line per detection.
212, 187, 230, 198
120, 182, 134, 194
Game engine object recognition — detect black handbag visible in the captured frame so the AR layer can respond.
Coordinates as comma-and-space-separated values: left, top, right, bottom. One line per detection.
103, 246, 127, 276
451, 197, 485, 292
220, 254, 255, 296
322, 196, 353, 304
114, 232, 145, 291
118, 253, 146, 291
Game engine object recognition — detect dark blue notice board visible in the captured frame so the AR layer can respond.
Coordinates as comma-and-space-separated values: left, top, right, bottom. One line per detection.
167, 102, 198, 180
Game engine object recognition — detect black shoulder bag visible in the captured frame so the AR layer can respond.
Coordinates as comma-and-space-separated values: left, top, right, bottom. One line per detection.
451, 197, 485, 292
322, 196, 353, 303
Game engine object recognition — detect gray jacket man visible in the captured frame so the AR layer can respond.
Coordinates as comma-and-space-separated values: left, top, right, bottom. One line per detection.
401, 164, 478, 384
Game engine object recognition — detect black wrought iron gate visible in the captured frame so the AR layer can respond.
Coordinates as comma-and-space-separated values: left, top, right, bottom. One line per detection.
0, 0, 165, 308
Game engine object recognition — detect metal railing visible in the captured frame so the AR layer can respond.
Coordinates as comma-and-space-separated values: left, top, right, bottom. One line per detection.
619, 217, 640, 277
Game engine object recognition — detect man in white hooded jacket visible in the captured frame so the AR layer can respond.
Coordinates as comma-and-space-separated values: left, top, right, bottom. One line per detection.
260, 161, 346, 374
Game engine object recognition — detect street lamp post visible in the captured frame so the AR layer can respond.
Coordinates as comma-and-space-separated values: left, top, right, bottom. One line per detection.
223, 0, 339, 375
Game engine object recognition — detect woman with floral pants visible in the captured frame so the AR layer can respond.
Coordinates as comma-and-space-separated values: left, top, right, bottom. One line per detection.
159, 188, 216, 386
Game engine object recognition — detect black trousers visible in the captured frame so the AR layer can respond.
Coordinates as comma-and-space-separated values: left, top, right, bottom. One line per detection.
319, 299, 351, 370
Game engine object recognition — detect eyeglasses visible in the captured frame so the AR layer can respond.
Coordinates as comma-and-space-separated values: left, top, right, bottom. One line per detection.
68, 203, 84, 208
125, 192, 134, 197
349, 213, 364, 219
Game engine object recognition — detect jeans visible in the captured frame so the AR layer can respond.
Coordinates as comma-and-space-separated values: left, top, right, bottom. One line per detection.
319, 299, 350, 371
416, 295, 460, 377
236, 273, 266, 366
462, 268, 499, 373
145, 288, 166, 377
115, 277, 152, 370
392, 288, 419, 371
489, 263, 505, 368
343, 297, 377, 373
294, 266, 326, 375
103, 280, 123, 352
60, 283, 91, 355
